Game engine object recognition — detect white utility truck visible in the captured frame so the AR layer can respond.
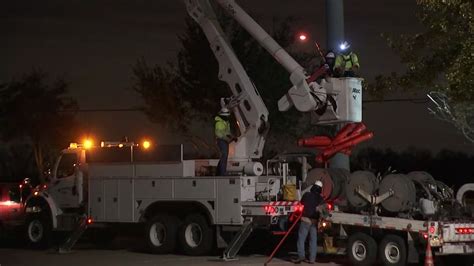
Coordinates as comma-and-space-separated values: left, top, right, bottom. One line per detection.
22, 0, 360, 259
22, 0, 474, 264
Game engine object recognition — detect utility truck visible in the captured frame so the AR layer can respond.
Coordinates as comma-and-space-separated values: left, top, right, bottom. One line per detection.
21, 0, 474, 264
22, 0, 359, 257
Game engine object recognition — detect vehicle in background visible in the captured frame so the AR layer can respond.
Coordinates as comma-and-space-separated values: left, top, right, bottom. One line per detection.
0, 180, 32, 238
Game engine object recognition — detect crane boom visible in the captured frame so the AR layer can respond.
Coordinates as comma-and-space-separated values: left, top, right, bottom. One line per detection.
185, 0, 269, 161
184, 0, 363, 169
213, 0, 321, 113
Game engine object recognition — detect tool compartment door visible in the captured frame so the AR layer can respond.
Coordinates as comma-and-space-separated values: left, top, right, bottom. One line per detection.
216, 178, 242, 224
88, 178, 104, 221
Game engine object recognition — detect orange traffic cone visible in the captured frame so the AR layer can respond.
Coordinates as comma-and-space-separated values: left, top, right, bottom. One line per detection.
424, 241, 434, 266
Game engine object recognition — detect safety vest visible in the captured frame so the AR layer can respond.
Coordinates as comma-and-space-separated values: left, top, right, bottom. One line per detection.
215, 116, 230, 140
335, 52, 360, 70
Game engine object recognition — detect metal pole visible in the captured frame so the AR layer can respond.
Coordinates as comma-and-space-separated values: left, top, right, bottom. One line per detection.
326, 0, 344, 52
326, 0, 350, 171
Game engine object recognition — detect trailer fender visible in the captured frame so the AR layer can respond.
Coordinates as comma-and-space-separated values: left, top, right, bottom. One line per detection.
24, 193, 61, 229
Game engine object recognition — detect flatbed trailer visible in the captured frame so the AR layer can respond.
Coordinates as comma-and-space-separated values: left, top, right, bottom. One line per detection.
320, 208, 474, 265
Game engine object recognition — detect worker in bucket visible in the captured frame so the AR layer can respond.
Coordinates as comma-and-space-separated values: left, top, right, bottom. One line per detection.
334, 41, 360, 77
323, 51, 336, 77
293, 181, 324, 264
215, 107, 235, 176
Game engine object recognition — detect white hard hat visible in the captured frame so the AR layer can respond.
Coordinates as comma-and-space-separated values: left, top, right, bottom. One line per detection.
314, 180, 323, 188
326, 52, 336, 59
219, 107, 230, 116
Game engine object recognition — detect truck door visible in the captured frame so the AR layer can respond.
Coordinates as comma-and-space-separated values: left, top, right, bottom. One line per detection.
49, 152, 82, 209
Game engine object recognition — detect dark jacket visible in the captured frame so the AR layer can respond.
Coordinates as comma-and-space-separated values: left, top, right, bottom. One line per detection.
301, 185, 324, 219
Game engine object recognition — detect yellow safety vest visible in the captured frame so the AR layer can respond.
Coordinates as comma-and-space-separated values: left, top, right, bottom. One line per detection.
335, 52, 360, 70
215, 116, 230, 140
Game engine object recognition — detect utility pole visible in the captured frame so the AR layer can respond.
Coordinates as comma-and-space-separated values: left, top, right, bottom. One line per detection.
326, 0, 345, 52
326, 0, 350, 170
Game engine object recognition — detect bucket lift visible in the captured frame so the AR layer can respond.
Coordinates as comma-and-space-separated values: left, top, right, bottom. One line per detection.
185, 0, 363, 170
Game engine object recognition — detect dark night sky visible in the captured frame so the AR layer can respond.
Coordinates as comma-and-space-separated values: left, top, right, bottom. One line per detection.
1, 0, 472, 154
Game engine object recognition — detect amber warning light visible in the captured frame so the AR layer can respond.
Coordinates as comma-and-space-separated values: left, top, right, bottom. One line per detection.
142, 140, 151, 150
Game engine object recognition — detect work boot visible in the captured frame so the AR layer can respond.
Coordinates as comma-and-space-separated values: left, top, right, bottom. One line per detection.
291, 258, 303, 264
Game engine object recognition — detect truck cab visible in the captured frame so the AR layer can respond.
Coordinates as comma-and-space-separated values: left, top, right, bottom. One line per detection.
47, 144, 86, 210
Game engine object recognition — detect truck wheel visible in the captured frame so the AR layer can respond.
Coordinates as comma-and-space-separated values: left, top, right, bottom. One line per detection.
145, 214, 178, 254
347, 232, 377, 265
379, 234, 407, 266
178, 214, 214, 256
25, 214, 52, 249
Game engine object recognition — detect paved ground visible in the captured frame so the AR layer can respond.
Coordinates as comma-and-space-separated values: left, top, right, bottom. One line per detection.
0, 234, 346, 266
0, 248, 345, 266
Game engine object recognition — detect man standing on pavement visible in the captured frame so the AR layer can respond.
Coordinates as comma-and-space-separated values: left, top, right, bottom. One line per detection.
293, 181, 324, 264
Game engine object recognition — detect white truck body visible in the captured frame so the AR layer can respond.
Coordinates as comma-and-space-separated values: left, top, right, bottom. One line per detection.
321, 207, 474, 263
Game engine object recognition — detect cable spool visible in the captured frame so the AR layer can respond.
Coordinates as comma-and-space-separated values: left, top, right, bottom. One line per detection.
346, 171, 377, 208
379, 174, 416, 213
327, 168, 350, 200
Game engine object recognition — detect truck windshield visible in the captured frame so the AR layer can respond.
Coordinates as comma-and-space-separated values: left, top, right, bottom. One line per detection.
57, 153, 78, 178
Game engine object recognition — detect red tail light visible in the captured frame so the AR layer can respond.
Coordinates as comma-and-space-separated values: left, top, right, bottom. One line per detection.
429, 226, 436, 234
327, 203, 333, 211
294, 204, 304, 213
455, 228, 474, 234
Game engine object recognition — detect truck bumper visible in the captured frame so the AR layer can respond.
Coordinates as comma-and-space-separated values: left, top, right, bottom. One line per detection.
437, 243, 474, 255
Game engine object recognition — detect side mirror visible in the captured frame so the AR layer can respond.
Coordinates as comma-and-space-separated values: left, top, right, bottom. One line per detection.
43, 168, 53, 182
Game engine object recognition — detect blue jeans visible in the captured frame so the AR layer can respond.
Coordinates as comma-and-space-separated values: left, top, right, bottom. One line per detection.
216, 139, 228, 176
297, 220, 317, 262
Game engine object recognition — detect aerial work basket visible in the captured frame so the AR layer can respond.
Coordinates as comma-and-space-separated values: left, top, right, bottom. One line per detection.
312, 77, 363, 125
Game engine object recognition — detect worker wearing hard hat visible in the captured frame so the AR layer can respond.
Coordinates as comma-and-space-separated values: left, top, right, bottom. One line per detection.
215, 107, 235, 176
293, 181, 324, 264
323, 51, 336, 77
334, 41, 360, 77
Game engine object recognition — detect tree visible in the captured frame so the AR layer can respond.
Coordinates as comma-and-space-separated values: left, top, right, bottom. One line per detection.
369, 0, 473, 143
132, 15, 319, 157
0, 70, 78, 183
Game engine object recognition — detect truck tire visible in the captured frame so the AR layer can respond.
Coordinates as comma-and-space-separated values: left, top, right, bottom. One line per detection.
24, 214, 52, 249
145, 214, 178, 254
379, 234, 407, 266
347, 232, 377, 265
178, 214, 214, 256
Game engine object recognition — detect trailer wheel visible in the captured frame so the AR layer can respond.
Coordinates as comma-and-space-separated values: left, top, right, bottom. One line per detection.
178, 214, 214, 256
145, 214, 178, 254
24, 214, 52, 249
347, 232, 377, 265
379, 234, 407, 266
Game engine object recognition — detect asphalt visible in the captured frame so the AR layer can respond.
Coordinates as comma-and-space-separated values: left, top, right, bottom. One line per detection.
0, 232, 346, 266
